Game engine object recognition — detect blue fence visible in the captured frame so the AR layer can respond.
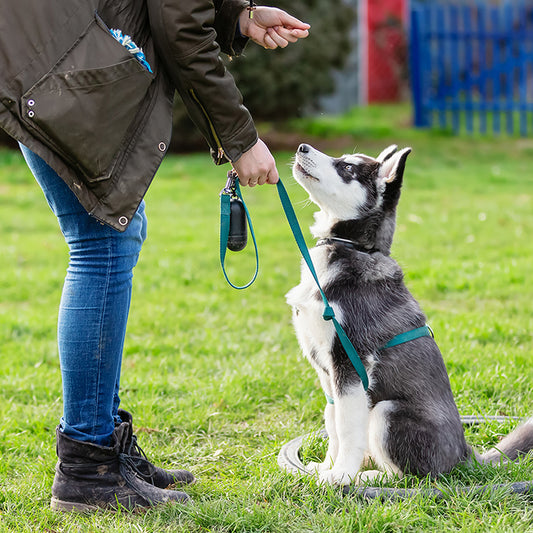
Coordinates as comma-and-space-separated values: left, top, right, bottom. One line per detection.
410, 0, 533, 135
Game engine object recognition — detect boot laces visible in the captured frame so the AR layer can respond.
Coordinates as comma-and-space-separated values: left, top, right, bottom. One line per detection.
119, 451, 158, 485
122, 434, 157, 484
128, 434, 148, 460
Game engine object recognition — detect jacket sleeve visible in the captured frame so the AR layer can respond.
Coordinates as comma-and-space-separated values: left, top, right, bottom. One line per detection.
213, 0, 249, 56
147, 0, 258, 164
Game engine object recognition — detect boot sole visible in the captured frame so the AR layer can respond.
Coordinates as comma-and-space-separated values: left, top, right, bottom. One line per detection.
51, 493, 190, 513
51, 497, 101, 513
50, 497, 150, 513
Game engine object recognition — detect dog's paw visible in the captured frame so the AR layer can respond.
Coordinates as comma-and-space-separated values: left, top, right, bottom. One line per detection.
306, 461, 330, 474
354, 469, 385, 485
318, 468, 355, 486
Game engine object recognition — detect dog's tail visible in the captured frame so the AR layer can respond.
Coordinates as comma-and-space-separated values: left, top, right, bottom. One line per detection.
480, 417, 533, 464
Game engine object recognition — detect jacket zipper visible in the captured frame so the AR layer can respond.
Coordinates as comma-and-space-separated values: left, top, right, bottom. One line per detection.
189, 89, 226, 162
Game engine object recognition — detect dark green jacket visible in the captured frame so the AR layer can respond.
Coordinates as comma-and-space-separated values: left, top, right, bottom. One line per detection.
0, 0, 257, 230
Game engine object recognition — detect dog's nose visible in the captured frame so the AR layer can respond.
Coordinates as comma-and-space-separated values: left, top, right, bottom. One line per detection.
298, 143, 310, 154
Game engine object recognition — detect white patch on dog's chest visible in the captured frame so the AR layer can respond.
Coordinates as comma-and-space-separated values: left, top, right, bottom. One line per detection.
286, 247, 342, 369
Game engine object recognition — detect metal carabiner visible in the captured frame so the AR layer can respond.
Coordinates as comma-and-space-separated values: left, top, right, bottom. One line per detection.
220, 169, 238, 197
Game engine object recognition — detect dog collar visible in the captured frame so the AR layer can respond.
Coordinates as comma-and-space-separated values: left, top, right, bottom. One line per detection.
316, 237, 378, 254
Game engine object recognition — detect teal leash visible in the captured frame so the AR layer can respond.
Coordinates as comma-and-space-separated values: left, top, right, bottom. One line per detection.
220, 176, 435, 393
219, 176, 369, 390
275, 179, 370, 391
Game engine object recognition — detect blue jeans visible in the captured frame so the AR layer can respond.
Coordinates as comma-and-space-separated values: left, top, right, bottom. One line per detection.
20, 145, 147, 446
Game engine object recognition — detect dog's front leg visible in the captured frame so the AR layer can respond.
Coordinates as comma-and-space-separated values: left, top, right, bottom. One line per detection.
322, 401, 339, 468
307, 401, 338, 473
319, 385, 369, 486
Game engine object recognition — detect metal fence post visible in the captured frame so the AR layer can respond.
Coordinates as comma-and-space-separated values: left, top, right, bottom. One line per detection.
410, 3, 429, 127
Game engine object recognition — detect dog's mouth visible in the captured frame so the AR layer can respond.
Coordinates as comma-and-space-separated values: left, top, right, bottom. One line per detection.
293, 162, 319, 182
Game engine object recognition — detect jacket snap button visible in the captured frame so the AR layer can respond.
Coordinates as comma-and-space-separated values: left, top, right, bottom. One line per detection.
118, 216, 128, 226
158, 142, 166, 152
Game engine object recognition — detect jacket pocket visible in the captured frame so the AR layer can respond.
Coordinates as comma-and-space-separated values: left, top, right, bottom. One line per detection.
21, 13, 154, 182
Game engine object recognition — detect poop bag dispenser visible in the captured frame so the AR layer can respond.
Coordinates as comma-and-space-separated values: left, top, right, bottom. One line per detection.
228, 197, 247, 251
221, 171, 247, 252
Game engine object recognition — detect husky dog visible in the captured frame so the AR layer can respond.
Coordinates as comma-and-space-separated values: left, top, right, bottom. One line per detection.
286, 143, 533, 485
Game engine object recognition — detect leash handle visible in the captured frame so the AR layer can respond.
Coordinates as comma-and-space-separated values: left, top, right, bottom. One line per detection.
220, 172, 259, 289
276, 179, 369, 391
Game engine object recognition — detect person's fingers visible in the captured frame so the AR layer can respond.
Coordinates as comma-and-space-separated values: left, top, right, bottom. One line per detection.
243, 171, 267, 187
257, 173, 269, 186
276, 12, 311, 31
267, 27, 289, 48
243, 172, 276, 187
273, 27, 298, 43
271, 26, 308, 44
263, 33, 278, 49
289, 28, 310, 39
234, 167, 253, 186
266, 165, 279, 184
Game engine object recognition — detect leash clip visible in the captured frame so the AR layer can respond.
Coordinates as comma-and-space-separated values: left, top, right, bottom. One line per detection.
221, 170, 238, 197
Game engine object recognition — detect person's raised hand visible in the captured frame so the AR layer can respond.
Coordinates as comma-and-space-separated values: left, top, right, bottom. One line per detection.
239, 7, 310, 49
231, 138, 279, 187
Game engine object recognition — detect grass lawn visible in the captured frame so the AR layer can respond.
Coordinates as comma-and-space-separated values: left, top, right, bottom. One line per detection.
1, 105, 532, 531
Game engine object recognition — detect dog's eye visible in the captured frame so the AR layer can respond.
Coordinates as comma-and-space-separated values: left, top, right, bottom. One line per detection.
344, 164, 354, 173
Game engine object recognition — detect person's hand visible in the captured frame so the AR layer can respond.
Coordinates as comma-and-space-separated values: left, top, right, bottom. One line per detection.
239, 7, 310, 49
232, 139, 279, 187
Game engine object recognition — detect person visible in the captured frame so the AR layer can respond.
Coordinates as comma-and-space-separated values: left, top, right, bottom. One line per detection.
0, 0, 309, 511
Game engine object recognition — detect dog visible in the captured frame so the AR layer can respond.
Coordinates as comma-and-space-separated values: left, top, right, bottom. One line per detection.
286, 143, 533, 486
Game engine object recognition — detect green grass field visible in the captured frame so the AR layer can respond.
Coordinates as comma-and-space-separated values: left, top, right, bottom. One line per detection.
1, 105, 532, 531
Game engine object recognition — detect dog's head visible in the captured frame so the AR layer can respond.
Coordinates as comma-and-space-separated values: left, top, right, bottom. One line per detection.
292, 144, 411, 253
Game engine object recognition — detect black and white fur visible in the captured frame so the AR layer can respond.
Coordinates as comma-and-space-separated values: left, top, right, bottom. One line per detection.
286, 143, 533, 485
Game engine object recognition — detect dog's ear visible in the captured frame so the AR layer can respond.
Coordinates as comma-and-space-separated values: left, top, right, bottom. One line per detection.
376, 145, 398, 164
379, 147, 411, 210
378, 147, 411, 184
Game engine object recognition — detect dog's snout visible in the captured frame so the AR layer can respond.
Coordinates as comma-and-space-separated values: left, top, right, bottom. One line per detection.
298, 143, 310, 154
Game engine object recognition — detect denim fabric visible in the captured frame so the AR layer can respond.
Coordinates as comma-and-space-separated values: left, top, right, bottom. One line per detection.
19, 145, 147, 445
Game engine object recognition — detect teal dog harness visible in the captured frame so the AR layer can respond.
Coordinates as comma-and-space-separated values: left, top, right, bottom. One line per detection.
220, 172, 435, 395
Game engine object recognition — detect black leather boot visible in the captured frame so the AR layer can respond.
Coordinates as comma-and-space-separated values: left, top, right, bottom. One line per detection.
118, 409, 195, 488
51, 423, 189, 512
